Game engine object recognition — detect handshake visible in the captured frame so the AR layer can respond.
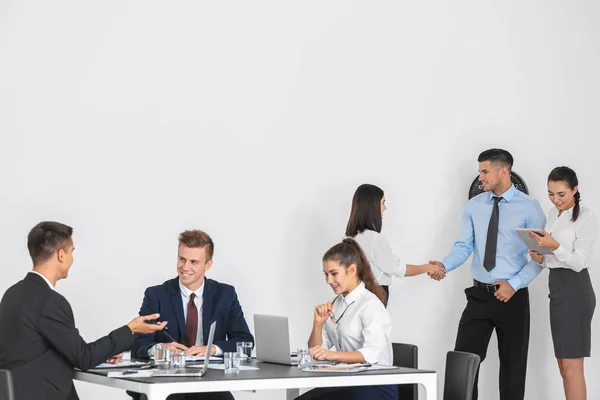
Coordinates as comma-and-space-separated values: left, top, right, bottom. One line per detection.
425, 261, 446, 281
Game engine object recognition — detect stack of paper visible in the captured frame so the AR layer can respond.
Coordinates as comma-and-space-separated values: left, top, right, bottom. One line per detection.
107, 370, 154, 378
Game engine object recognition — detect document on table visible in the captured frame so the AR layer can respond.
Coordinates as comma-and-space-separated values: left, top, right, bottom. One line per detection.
94, 361, 151, 369
204, 364, 260, 371
107, 370, 154, 378
301, 363, 399, 373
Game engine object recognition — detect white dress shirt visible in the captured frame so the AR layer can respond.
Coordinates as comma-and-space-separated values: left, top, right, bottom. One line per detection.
352, 230, 406, 286
321, 282, 393, 365
30, 271, 55, 290
542, 205, 598, 272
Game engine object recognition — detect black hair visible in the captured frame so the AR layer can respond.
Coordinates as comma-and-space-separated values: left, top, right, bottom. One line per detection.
27, 221, 73, 265
477, 148, 514, 171
548, 166, 581, 221
345, 184, 384, 237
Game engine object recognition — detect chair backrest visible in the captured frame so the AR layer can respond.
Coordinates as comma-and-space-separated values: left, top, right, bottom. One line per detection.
392, 343, 418, 400
443, 351, 481, 400
0, 369, 15, 400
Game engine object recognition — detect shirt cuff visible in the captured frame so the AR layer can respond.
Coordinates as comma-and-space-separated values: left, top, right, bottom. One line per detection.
147, 344, 156, 358
441, 257, 457, 273
357, 348, 379, 364
395, 261, 407, 278
552, 245, 568, 262
508, 275, 523, 292
214, 345, 223, 357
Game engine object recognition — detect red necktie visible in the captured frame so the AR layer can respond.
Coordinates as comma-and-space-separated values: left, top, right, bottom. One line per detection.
183, 293, 198, 347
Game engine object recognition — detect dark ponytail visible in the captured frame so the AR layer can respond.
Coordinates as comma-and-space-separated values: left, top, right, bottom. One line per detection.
323, 238, 387, 304
548, 166, 581, 222
573, 191, 581, 222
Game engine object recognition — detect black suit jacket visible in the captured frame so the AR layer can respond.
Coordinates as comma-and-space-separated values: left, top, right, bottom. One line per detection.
0, 273, 134, 400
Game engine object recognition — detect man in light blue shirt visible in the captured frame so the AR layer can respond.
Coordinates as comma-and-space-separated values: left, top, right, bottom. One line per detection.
430, 149, 546, 400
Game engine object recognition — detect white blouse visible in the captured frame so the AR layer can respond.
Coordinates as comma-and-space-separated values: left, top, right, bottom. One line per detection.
321, 282, 393, 365
542, 205, 598, 272
352, 230, 406, 286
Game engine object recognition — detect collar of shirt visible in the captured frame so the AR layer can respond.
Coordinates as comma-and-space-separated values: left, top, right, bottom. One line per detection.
29, 271, 55, 290
559, 206, 574, 217
488, 184, 517, 203
342, 281, 366, 305
179, 279, 204, 300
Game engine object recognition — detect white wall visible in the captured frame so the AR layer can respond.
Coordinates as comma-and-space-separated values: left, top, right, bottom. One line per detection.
1, 1, 599, 399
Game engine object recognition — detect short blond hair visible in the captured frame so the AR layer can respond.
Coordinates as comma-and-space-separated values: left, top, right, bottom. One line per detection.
178, 230, 214, 261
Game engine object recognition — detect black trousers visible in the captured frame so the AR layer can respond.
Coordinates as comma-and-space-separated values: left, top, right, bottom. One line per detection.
382, 285, 389, 308
454, 284, 530, 400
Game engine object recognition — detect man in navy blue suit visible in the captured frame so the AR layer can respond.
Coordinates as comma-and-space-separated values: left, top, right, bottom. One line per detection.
129, 229, 254, 400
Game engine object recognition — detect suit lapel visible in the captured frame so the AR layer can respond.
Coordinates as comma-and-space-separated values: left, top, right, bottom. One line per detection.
202, 278, 214, 344
169, 278, 186, 340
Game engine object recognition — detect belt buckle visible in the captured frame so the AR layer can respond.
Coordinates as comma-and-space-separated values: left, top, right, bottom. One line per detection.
486, 284, 498, 292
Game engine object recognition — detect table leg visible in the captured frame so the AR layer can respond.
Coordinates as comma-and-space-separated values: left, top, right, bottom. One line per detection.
146, 388, 170, 400
420, 373, 438, 400
286, 388, 300, 400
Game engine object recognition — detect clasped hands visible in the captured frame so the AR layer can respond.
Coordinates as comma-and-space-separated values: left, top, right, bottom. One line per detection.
426, 261, 446, 281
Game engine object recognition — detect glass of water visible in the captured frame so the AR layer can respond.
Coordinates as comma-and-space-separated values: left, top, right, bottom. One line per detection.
297, 348, 312, 369
223, 352, 240, 374
236, 342, 253, 362
171, 350, 186, 368
153, 344, 171, 369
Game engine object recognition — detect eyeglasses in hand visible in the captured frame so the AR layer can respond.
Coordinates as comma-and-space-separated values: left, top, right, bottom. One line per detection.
328, 294, 356, 324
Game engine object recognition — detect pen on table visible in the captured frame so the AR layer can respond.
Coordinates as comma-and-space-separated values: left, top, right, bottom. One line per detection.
122, 370, 140, 375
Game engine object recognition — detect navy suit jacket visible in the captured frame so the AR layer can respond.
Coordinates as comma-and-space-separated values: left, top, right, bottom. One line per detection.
131, 277, 253, 359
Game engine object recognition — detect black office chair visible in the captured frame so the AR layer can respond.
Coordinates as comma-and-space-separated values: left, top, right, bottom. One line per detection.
443, 351, 480, 400
0, 369, 15, 400
392, 343, 418, 400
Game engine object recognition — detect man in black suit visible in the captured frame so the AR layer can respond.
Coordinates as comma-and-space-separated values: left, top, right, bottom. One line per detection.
0, 221, 167, 400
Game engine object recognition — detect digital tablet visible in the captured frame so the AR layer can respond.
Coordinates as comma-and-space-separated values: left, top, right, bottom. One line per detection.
515, 228, 553, 255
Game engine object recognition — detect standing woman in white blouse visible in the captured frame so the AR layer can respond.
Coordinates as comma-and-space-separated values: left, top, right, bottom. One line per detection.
298, 238, 397, 400
346, 184, 444, 306
529, 166, 597, 400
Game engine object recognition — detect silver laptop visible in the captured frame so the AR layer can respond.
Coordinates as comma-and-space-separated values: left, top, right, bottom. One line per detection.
152, 321, 217, 377
254, 314, 298, 366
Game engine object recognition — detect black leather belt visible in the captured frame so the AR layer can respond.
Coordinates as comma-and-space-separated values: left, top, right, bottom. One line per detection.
473, 279, 499, 292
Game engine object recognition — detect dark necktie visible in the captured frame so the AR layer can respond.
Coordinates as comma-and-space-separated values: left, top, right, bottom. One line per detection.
483, 196, 502, 271
183, 293, 198, 347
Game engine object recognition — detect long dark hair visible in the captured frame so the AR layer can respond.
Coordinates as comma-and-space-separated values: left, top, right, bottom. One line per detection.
323, 238, 387, 304
345, 184, 384, 237
548, 166, 581, 222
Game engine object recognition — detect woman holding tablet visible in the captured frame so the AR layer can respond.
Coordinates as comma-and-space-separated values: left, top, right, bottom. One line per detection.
529, 166, 597, 400
299, 238, 397, 400
346, 184, 444, 305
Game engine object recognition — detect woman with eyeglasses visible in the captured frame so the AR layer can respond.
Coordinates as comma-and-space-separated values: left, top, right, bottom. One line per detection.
346, 183, 445, 306
297, 238, 397, 400
529, 166, 597, 400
